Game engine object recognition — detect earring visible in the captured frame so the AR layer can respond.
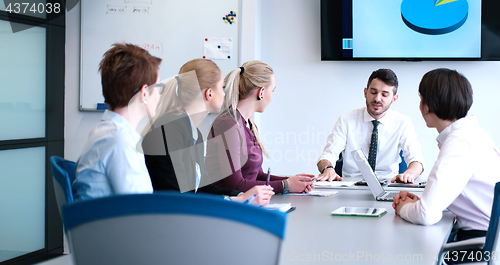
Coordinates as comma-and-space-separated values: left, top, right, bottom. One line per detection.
143, 100, 148, 105
257, 96, 263, 101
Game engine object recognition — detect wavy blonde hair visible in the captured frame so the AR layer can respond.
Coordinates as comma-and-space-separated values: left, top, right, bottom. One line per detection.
222, 60, 274, 157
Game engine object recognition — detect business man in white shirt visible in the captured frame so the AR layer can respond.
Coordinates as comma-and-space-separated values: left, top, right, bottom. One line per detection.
317, 69, 424, 183
393, 68, 500, 263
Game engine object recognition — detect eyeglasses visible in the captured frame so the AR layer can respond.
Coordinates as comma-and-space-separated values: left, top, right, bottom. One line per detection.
151, 83, 165, 94
133, 83, 166, 95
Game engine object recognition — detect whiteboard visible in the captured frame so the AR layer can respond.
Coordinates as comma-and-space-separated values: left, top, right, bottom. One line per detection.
80, 0, 240, 111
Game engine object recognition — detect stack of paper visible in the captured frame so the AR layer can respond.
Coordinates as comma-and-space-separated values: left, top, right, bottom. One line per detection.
314, 181, 357, 188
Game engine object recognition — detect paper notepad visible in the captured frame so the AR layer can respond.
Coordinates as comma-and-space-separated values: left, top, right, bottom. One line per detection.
314, 181, 356, 188
264, 203, 293, 212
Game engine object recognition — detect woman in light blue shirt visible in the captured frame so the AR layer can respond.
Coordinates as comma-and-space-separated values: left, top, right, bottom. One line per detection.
73, 43, 163, 201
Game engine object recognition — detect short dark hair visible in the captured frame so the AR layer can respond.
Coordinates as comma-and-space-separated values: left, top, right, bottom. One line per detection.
367, 69, 399, 94
419, 68, 473, 121
99, 43, 162, 110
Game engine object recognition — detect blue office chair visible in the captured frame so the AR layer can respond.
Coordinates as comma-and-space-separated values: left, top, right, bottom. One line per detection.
437, 181, 500, 265
62, 192, 287, 265
398, 150, 408, 173
334, 150, 407, 175
50, 156, 76, 216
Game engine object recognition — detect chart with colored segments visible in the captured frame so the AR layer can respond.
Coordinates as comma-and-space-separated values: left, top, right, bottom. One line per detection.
351, 0, 480, 58
435, 0, 459, 6
401, 0, 469, 35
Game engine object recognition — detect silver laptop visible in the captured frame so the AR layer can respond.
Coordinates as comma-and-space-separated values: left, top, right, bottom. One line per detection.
351, 149, 399, 202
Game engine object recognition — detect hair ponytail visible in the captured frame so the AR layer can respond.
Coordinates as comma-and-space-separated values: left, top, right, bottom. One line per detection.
141, 58, 222, 137
222, 67, 242, 122
141, 77, 178, 137
221, 60, 273, 157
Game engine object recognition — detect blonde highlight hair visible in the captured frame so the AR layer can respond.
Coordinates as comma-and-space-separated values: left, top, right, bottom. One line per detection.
142, 58, 222, 136
222, 60, 274, 157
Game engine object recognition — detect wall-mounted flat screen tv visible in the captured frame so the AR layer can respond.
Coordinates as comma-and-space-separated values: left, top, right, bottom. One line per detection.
321, 0, 500, 60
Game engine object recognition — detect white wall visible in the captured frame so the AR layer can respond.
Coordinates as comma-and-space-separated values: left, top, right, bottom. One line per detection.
65, 0, 255, 161
66, 0, 500, 180
258, 0, 500, 178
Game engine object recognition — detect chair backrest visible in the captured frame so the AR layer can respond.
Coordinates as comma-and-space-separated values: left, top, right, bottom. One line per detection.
334, 150, 407, 175
62, 192, 287, 265
50, 156, 76, 216
483, 181, 500, 264
334, 152, 344, 176
398, 150, 407, 173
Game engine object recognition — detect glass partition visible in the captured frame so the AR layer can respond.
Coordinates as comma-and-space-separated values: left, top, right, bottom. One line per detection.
0, 147, 45, 263
0, 19, 46, 141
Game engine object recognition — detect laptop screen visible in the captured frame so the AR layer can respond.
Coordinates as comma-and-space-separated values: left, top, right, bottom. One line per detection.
351, 149, 385, 198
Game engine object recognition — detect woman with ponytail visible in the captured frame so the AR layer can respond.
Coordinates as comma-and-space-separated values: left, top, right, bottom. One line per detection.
142, 58, 274, 206
206, 60, 314, 194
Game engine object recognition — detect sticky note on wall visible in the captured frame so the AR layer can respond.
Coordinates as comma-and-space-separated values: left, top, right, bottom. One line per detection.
203, 38, 233, 60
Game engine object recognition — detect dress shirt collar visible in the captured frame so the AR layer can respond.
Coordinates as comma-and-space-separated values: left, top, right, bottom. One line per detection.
184, 109, 198, 142
362, 107, 394, 125
436, 116, 478, 148
101, 110, 141, 142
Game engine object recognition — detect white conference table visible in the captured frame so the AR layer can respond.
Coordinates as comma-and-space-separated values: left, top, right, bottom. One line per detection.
272, 181, 454, 265
37, 179, 453, 265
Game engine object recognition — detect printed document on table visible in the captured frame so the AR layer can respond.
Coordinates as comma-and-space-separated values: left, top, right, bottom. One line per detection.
288, 190, 338, 197
314, 181, 357, 188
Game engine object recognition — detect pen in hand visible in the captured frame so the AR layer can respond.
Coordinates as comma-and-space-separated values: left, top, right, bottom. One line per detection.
245, 194, 256, 204
246, 168, 270, 204
266, 167, 271, 186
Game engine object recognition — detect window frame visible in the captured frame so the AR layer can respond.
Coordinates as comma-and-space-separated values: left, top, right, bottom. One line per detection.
0, 0, 65, 264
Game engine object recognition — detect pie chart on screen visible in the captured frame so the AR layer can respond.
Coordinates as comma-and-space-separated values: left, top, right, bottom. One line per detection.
401, 0, 469, 35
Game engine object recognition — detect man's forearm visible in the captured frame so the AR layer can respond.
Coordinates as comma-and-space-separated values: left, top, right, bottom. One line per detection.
405, 161, 423, 177
317, 159, 332, 173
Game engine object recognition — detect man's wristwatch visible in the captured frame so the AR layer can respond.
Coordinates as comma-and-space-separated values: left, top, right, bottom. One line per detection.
320, 164, 334, 174
283, 179, 289, 194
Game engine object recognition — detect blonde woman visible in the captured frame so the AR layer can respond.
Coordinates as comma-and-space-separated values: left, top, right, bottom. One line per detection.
142, 59, 274, 205
206, 60, 314, 194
